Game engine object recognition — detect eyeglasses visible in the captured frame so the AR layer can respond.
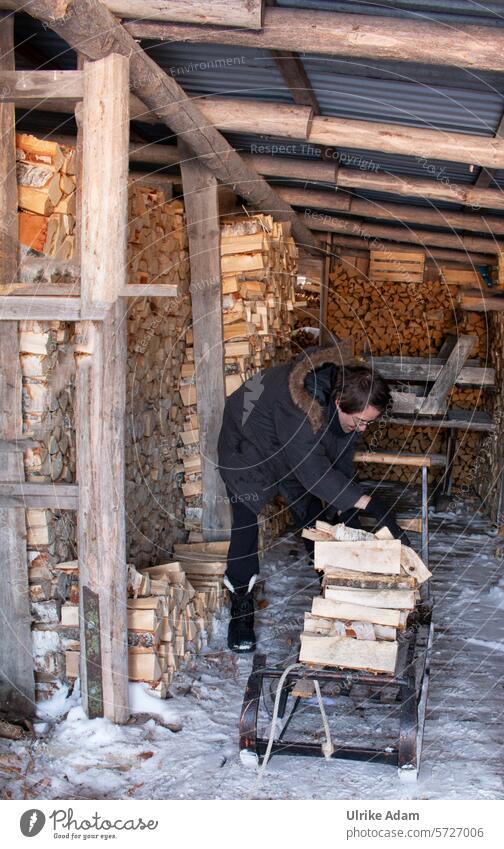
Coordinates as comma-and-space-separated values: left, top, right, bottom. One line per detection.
350, 414, 379, 429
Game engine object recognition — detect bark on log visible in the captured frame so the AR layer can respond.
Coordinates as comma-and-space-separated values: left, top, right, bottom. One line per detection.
123, 7, 504, 72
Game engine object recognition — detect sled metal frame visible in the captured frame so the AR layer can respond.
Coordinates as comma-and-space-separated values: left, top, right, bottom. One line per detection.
240, 608, 434, 778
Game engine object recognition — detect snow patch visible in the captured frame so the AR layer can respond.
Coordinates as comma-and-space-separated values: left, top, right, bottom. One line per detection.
35, 679, 81, 721
467, 638, 504, 653
129, 682, 181, 724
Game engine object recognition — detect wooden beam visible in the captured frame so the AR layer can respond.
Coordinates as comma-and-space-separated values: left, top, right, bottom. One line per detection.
16, 0, 316, 251
0, 296, 84, 319
0, 481, 78, 508
277, 186, 504, 237
458, 289, 504, 312
49, 135, 504, 213
367, 357, 495, 388
271, 51, 320, 114
330, 236, 493, 267
0, 13, 34, 719
76, 53, 129, 723
81, 53, 129, 316
304, 211, 502, 255
120, 283, 178, 297
0, 69, 83, 101
124, 6, 504, 72
474, 111, 504, 188
319, 235, 331, 347
10, 0, 265, 28
420, 335, 476, 414
22, 90, 504, 169
308, 115, 504, 170
180, 139, 230, 541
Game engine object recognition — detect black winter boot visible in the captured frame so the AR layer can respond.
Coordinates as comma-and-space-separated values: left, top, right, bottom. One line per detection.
224, 575, 257, 653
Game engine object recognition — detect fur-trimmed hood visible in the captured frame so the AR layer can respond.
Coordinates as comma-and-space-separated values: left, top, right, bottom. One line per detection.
288, 344, 355, 433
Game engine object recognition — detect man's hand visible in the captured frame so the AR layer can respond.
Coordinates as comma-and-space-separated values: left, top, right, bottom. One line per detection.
358, 493, 411, 545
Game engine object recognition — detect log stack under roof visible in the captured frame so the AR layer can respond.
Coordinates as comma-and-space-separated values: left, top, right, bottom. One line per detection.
178, 213, 298, 547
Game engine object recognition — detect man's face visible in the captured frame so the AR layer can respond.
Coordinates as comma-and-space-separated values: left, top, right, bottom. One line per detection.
335, 401, 381, 434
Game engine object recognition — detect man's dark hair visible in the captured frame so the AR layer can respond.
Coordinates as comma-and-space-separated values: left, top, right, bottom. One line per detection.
330, 364, 391, 415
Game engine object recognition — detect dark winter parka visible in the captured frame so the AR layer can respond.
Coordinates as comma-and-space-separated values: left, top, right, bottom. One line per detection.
217, 345, 365, 522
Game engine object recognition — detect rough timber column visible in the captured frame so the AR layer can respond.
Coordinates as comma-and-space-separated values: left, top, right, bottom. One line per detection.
76, 53, 129, 721
180, 141, 231, 541
0, 12, 35, 718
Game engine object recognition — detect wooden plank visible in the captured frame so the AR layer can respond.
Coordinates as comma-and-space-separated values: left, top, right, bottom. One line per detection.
441, 268, 482, 287
80, 53, 129, 316
0, 482, 78, 508
389, 409, 496, 432
180, 139, 230, 541
120, 283, 179, 298
0, 70, 83, 101
0, 481, 79, 510
0, 13, 34, 719
420, 335, 476, 415
354, 451, 446, 468
76, 53, 130, 723
299, 633, 397, 674
125, 7, 504, 72
458, 290, 504, 312
0, 296, 82, 320
312, 596, 401, 627
368, 357, 495, 387
314, 540, 401, 574
271, 50, 320, 114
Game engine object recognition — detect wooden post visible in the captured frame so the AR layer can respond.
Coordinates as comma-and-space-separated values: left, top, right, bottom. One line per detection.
77, 53, 129, 722
0, 13, 35, 718
319, 235, 332, 347
179, 140, 231, 541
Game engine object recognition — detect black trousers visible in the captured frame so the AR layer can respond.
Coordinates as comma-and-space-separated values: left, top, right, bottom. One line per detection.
224, 488, 360, 590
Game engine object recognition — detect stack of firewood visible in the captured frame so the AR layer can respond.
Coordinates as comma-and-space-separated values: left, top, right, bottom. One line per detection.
60, 560, 224, 699
328, 258, 487, 359
125, 186, 191, 566
325, 254, 489, 488
177, 213, 298, 542
299, 523, 431, 674
31, 558, 79, 702
17, 134, 76, 260
128, 188, 188, 289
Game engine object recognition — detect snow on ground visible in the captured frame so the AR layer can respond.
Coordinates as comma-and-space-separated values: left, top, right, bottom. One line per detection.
1, 486, 503, 800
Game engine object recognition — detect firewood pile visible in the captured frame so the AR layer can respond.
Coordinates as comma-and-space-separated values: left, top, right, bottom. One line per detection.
299, 522, 431, 674
177, 213, 298, 546
324, 256, 489, 489
32, 556, 225, 702
17, 134, 76, 260
125, 187, 191, 565
328, 259, 487, 359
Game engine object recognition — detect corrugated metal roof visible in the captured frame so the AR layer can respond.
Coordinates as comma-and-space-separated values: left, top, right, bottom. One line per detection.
304, 60, 504, 133
143, 43, 290, 102
276, 0, 504, 26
